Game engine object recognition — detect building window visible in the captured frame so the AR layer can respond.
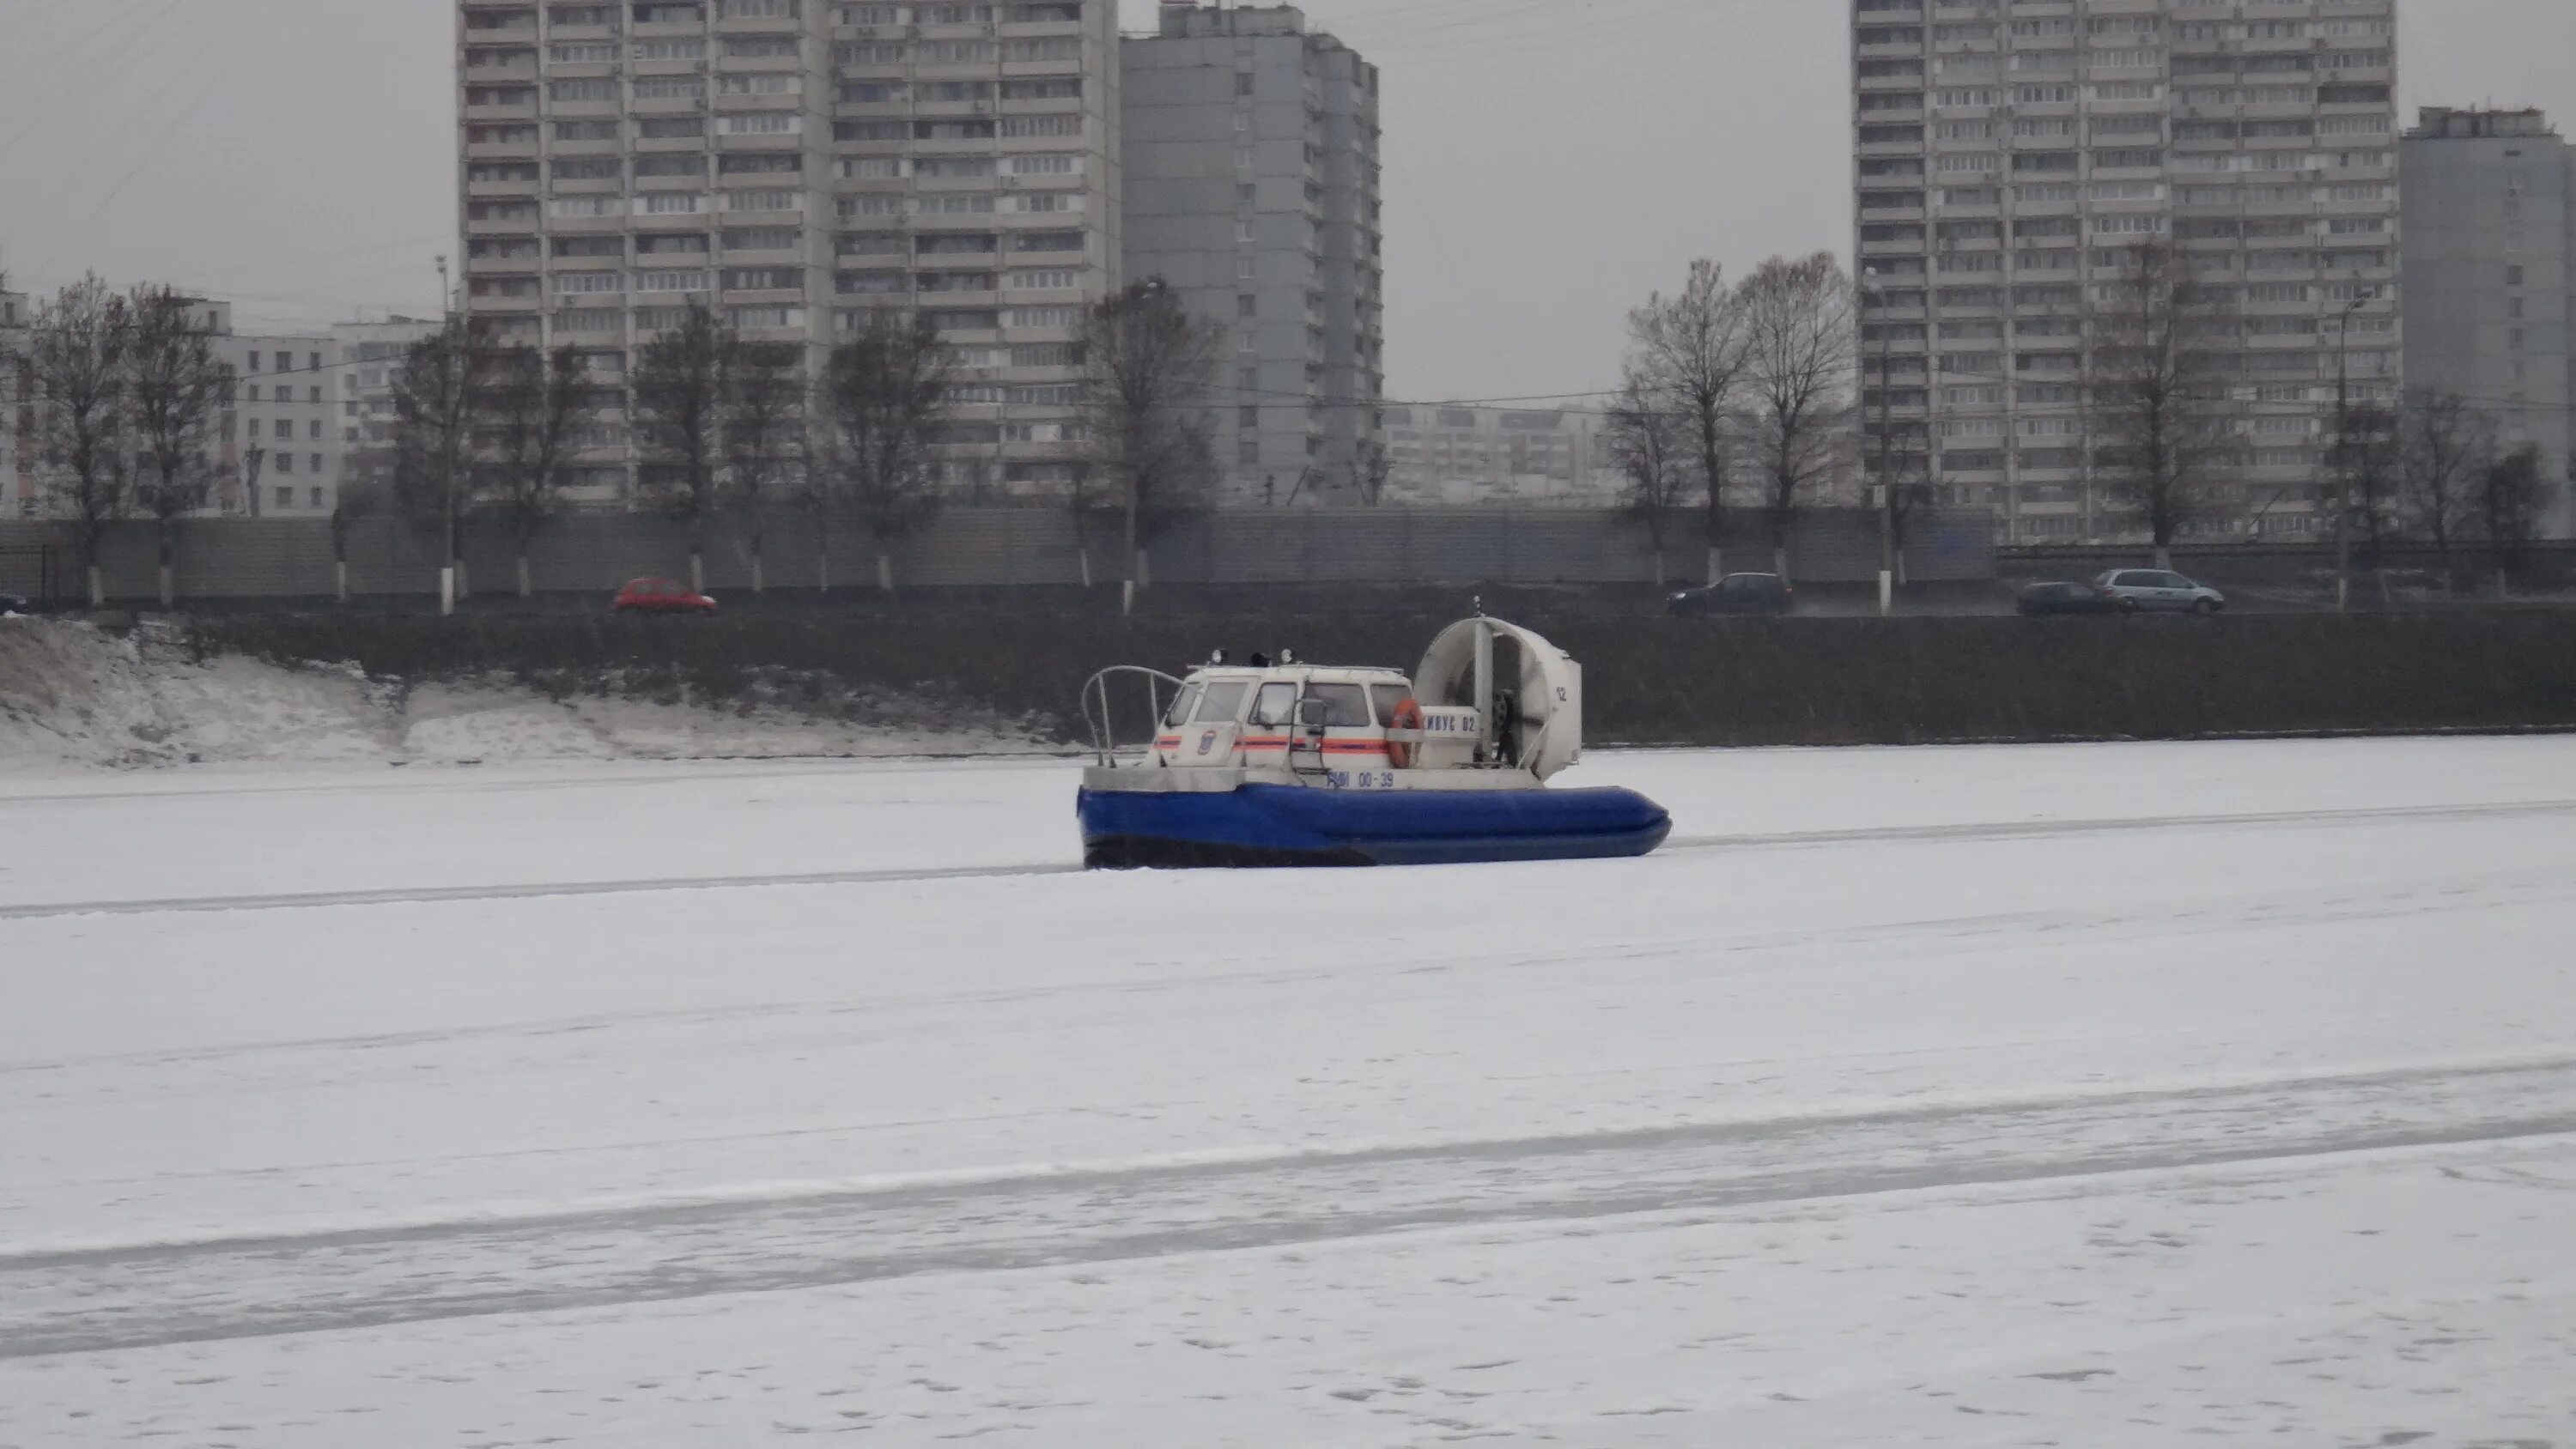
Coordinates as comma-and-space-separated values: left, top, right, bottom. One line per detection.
276, 487, 292, 510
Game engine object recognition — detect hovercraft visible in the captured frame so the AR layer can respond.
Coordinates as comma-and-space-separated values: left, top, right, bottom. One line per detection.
1077, 615, 1672, 869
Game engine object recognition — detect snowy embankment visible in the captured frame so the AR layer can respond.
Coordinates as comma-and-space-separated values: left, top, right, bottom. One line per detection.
0, 616, 1046, 771
2, 739, 2573, 1445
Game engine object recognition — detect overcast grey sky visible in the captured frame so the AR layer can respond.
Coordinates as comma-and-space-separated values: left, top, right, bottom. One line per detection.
1, 0, 2568, 401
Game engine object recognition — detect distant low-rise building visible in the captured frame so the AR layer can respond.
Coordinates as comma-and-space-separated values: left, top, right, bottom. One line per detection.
218, 330, 343, 518
0, 288, 343, 519
1382, 404, 1622, 506
331, 316, 445, 504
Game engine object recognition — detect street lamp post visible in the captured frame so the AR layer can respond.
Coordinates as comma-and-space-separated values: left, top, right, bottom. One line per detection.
1864, 267, 1896, 616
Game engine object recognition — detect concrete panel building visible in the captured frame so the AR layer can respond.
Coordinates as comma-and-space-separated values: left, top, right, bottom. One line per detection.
1382, 404, 1621, 507
220, 331, 344, 518
2401, 106, 2575, 538
1852, 0, 2401, 544
333, 318, 448, 464
1122, 3, 1383, 503
1, 288, 333, 519
456, 0, 1121, 503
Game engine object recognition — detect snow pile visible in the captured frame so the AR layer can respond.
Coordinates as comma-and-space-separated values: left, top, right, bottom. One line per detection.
0, 616, 1044, 770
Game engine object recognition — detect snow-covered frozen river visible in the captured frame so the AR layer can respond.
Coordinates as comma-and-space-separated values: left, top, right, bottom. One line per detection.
3, 738, 2573, 1446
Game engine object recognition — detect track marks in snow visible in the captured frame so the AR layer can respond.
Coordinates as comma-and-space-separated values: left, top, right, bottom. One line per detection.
7, 797, 2572, 922
5, 1058, 2573, 1360
4, 864, 2560, 1084
1662, 797, 2576, 855
0, 860, 1082, 922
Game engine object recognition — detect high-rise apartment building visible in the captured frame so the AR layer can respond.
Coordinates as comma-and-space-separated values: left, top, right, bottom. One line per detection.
1122, 3, 1383, 502
1852, 0, 2400, 543
2401, 106, 2576, 539
457, 0, 1121, 503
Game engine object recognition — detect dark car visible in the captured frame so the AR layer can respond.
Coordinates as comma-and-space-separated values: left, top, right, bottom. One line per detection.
0, 593, 30, 616
2015, 580, 2121, 616
611, 578, 719, 615
1668, 573, 1795, 617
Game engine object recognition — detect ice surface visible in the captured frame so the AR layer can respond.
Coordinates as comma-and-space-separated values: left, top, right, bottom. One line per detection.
3, 737, 2573, 1445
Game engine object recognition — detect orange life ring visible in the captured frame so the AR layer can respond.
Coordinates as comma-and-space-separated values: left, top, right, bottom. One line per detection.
1385, 697, 1425, 769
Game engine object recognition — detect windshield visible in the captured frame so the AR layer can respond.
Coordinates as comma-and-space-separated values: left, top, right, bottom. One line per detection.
1196, 680, 1249, 724
1162, 683, 1202, 729
1370, 683, 1413, 724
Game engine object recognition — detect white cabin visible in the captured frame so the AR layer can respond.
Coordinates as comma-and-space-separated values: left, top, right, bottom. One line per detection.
1091, 616, 1587, 792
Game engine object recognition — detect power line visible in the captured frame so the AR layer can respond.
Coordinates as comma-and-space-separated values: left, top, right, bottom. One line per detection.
0, 0, 205, 159
45, 0, 300, 264
0, 0, 169, 90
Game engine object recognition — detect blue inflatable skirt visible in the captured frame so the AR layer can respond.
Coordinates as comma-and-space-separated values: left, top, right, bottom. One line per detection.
1078, 783, 1672, 869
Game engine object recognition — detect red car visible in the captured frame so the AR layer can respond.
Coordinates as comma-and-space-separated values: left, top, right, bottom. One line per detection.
611, 578, 718, 615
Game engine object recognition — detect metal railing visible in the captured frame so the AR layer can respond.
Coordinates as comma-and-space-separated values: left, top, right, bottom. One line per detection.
1079, 665, 1184, 768
0, 544, 58, 609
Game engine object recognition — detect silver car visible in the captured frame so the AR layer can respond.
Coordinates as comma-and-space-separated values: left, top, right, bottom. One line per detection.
2094, 568, 2227, 615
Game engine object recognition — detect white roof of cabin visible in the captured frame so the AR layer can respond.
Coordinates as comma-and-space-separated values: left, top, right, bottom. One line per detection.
1183, 665, 1410, 687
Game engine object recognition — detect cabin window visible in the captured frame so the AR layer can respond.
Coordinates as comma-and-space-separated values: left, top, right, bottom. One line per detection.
1163, 683, 1202, 729
1195, 680, 1249, 724
1369, 683, 1412, 724
1303, 683, 1370, 727
1250, 682, 1299, 728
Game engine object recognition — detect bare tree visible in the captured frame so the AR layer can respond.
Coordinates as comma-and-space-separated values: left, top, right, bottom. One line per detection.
477, 343, 582, 598
27, 276, 134, 607
2082, 241, 2239, 567
2334, 399, 2403, 568
125, 287, 234, 609
1625, 258, 1752, 582
1606, 370, 1695, 588
1349, 436, 1392, 507
790, 409, 840, 594
1079, 279, 1222, 615
1739, 252, 1858, 579
332, 449, 392, 605
2474, 442, 2552, 597
1062, 429, 1116, 588
822, 309, 951, 593
633, 300, 730, 595
388, 316, 496, 614
724, 339, 805, 596
2400, 388, 2493, 593
1884, 420, 1938, 585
